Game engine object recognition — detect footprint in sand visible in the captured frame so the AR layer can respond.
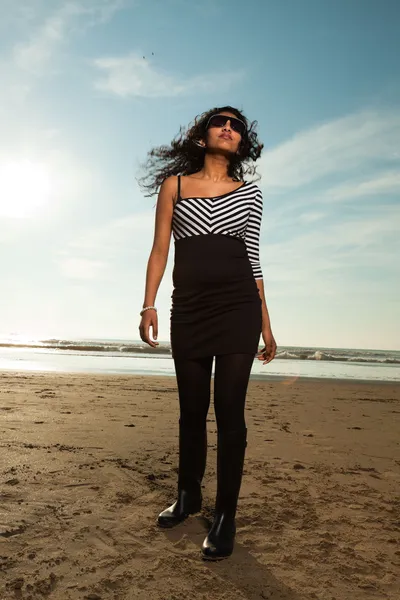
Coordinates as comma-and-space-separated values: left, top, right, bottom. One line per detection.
5, 478, 20, 486
0, 525, 26, 538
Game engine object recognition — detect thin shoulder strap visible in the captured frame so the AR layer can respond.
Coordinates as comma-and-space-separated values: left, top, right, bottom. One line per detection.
177, 174, 181, 200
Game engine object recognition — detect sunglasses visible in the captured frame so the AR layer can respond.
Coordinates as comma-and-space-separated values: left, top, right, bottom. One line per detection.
206, 114, 246, 137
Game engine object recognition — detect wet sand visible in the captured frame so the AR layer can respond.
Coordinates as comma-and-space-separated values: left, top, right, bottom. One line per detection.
1, 371, 399, 600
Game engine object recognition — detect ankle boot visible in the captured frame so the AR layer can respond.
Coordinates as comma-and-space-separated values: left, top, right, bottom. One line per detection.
157, 419, 207, 528
202, 428, 247, 560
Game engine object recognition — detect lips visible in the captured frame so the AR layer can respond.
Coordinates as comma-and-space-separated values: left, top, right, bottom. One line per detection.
219, 134, 232, 140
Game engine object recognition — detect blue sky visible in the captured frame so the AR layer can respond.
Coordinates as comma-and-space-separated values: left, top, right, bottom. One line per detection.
0, 0, 399, 350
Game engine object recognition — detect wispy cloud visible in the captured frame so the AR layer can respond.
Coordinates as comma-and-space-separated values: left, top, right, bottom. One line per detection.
263, 205, 400, 299
259, 110, 400, 193
257, 108, 400, 247
0, 1, 129, 125
251, 109, 400, 300
12, 0, 128, 74
92, 53, 244, 98
325, 171, 400, 202
59, 257, 109, 280
57, 212, 157, 280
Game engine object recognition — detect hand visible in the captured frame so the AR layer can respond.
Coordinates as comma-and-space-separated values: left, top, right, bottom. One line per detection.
257, 327, 277, 365
139, 309, 159, 348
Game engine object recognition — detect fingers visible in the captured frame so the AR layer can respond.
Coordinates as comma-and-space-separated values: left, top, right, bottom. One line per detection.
265, 343, 276, 362
139, 316, 159, 348
258, 342, 277, 364
139, 324, 151, 347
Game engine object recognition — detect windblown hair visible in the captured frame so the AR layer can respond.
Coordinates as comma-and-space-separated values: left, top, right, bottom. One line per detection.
137, 105, 264, 197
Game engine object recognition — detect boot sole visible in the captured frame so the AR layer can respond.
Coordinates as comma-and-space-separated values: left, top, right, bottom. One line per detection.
201, 550, 232, 561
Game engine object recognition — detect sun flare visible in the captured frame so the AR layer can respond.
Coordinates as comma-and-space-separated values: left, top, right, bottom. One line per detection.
0, 159, 51, 218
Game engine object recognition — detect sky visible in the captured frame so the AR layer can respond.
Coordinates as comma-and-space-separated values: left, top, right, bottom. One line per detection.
0, 0, 399, 350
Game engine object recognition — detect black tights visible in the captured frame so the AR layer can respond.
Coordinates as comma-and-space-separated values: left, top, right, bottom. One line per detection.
173, 354, 255, 433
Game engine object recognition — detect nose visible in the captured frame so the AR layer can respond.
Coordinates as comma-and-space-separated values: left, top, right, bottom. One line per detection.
222, 120, 232, 132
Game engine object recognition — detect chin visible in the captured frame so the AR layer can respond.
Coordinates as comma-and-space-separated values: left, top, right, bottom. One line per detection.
212, 143, 236, 154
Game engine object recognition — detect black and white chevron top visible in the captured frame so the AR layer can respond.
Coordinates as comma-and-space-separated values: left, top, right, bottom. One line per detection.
172, 176, 263, 279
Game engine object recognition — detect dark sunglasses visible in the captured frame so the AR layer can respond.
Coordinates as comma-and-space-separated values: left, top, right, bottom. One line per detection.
206, 114, 246, 137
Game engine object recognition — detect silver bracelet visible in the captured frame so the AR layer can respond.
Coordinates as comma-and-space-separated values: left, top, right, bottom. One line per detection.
140, 306, 157, 317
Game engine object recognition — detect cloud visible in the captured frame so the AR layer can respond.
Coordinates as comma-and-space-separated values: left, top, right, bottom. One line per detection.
258, 110, 400, 193
252, 109, 400, 301
92, 53, 244, 98
0, 1, 130, 144
12, 0, 128, 74
256, 108, 400, 246
263, 204, 400, 299
59, 257, 109, 280
325, 171, 400, 202
58, 211, 158, 279
13, 10, 67, 73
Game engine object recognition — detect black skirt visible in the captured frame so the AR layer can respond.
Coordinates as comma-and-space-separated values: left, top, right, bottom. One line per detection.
170, 234, 262, 360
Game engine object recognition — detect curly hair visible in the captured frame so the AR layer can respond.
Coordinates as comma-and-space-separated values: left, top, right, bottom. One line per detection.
137, 105, 264, 198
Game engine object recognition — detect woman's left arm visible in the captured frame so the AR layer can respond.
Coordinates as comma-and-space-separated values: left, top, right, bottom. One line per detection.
244, 186, 277, 364
255, 278, 271, 330
255, 278, 277, 364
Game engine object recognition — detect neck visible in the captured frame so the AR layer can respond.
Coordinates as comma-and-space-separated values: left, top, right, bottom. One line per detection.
197, 152, 232, 182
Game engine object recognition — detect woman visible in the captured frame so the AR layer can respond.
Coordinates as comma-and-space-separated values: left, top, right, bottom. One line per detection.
138, 105, 277, 561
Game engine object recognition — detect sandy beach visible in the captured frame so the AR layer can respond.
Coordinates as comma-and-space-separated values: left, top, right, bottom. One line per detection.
0, 370, 399, 600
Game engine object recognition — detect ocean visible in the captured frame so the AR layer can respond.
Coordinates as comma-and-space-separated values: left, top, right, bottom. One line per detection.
0, 335, 399, 382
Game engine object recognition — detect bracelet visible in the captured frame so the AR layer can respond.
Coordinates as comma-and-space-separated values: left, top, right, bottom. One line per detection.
140, 306, 157, 317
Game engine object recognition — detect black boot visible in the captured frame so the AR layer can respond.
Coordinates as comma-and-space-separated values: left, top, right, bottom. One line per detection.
157, 419, 207, 528
201, 428, 247, 560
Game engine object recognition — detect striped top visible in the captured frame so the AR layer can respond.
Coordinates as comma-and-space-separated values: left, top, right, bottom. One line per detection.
172, 176, 263, 279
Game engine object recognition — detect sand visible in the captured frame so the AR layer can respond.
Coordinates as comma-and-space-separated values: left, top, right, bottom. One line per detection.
0, 370, 399, 600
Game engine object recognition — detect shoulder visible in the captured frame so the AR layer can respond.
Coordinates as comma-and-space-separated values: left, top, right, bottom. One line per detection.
160, 175, 179, 191
245, 181, 263, 198
159, 175, 179, 203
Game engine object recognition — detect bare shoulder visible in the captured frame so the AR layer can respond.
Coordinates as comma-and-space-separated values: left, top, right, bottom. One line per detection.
157, 175, 179, 208
160, 175, 178, 192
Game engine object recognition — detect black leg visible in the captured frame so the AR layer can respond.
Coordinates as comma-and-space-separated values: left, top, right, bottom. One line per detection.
202, 353, 254, 559
157, 355, 213, 528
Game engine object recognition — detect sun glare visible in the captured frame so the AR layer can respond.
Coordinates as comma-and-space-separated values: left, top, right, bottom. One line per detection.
0, 160, 51, 218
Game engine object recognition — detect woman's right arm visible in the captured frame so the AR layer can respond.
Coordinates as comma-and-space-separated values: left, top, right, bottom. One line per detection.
139, 175, 177, 348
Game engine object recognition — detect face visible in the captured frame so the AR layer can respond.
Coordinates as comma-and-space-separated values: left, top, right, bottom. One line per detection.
202, 111, 245, 154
